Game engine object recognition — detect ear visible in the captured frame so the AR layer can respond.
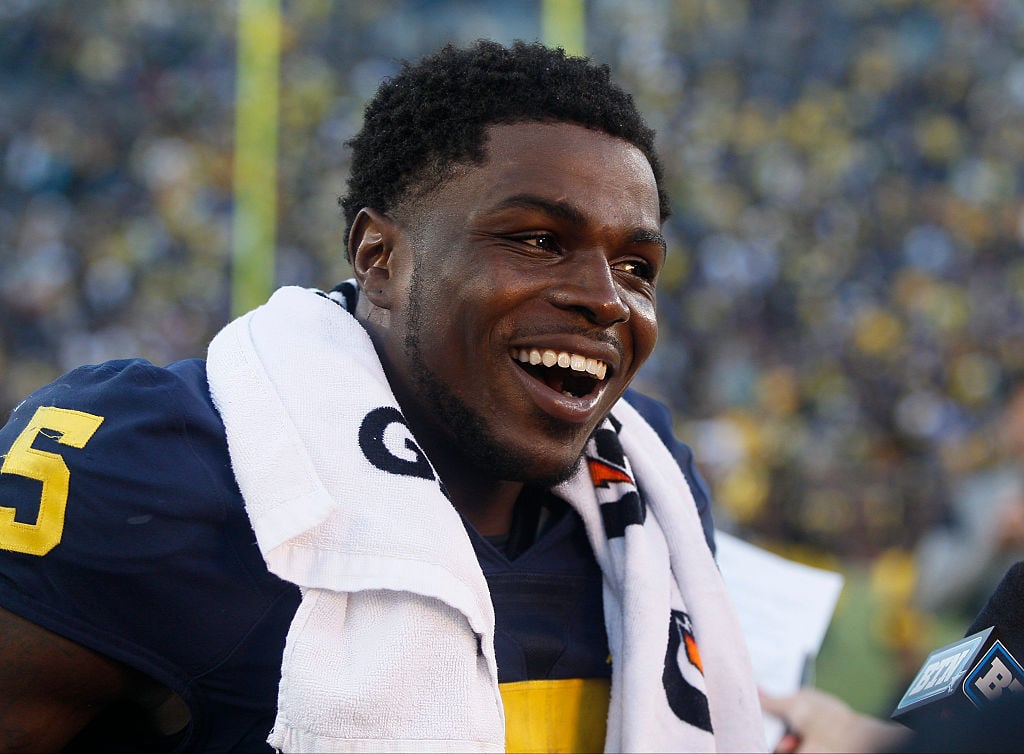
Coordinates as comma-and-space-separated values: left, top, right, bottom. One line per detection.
349, 208, 402, 310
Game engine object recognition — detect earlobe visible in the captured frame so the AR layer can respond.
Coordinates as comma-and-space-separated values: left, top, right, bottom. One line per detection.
350, 208, 399, 309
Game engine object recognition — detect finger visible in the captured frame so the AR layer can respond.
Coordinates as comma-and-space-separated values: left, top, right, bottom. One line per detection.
758, 689, 792, 718
775, 731, 801, 754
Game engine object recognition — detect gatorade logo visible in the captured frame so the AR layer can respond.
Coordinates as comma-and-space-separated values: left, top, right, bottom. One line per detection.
359, 407, 438, 483
662, 610, 712, 732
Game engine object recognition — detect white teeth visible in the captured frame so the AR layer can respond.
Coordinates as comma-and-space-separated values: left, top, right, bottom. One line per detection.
510, 347, 610, 381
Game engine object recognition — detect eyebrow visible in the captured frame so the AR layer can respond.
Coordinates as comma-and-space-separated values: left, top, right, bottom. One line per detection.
490, 193, 667, 255
631, 228, 668, 257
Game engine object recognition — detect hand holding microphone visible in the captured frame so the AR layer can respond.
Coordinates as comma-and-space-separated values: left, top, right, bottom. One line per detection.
760, 687, 908, 753
762, 562, 1024, 753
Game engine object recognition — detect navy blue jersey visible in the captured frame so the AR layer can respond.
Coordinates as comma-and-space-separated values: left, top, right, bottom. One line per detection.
0, 358, 716, 751
0, 359, 300, 752
469, 491, 611, 685
468, 492, 612, 752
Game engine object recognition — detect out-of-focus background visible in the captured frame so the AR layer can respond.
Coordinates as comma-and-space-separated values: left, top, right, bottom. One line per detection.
4, 0, 1024, 720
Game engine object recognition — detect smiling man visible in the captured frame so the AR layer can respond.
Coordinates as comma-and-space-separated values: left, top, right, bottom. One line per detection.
0, 41, 764, 752
360, 121, 665, 534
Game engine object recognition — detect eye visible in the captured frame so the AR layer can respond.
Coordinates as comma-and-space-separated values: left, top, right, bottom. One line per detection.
518, 233, 560, 252
613, 258, 657, 283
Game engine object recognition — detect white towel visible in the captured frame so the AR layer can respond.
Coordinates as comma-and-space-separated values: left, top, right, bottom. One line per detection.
207, 285, 766, 753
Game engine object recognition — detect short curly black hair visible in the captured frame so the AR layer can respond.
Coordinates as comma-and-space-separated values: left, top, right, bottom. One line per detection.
340, 39, 670, 253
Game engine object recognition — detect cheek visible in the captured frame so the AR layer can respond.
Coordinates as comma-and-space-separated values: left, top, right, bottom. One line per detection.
629, 298, 660, 362
453, 268, 533, 326
637, 322, 659, 363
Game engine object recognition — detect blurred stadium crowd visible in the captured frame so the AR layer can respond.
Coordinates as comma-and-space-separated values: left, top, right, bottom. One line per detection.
3, 0, 1024, 572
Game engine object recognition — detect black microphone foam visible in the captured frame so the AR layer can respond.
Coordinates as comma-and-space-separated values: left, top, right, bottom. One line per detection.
891, 561, 1024, 729
897, 562, 1024, 753
965, 560, 1024, 638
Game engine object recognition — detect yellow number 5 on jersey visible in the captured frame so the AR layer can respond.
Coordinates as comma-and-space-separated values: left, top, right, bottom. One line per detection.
0, 406, 104, 556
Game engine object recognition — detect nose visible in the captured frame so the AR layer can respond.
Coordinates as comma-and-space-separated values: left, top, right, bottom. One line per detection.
549, 254, 630, 326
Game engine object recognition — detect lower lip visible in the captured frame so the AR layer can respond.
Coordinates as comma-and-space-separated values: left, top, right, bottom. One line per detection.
509, 359, 607, 424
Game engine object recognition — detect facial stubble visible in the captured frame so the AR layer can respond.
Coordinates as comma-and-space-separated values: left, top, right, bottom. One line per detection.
402, 260, 585, 487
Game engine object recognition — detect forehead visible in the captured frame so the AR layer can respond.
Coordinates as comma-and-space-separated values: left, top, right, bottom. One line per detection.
448, 121, 662, 228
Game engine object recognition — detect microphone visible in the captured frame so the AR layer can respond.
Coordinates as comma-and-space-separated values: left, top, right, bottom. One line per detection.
891, 561, 1024, 729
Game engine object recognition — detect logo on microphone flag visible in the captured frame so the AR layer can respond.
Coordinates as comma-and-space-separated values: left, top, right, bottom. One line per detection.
964, 640, 1024, 707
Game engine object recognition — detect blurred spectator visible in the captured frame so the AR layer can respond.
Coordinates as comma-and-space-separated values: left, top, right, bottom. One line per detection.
913, 382, 1024, 621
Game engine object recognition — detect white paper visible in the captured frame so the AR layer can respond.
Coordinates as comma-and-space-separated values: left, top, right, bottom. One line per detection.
715, 530, 845, 747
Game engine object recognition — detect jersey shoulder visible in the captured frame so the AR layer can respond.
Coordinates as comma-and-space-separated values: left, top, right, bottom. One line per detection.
5, 357, 220, 450
0, 357, 232, 545
0, 358, 293, 701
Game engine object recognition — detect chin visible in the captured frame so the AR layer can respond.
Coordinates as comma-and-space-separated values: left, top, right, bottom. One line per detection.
404, 336, 592, 486
509, 451, 584, 487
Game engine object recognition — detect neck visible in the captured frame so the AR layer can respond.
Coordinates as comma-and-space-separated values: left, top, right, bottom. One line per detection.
385, 367, 525, 536
437, 468, 524, 537
355, 308, 524, 537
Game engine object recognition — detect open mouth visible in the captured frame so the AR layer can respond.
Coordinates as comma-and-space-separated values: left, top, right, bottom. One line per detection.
509, 347, 608, 399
